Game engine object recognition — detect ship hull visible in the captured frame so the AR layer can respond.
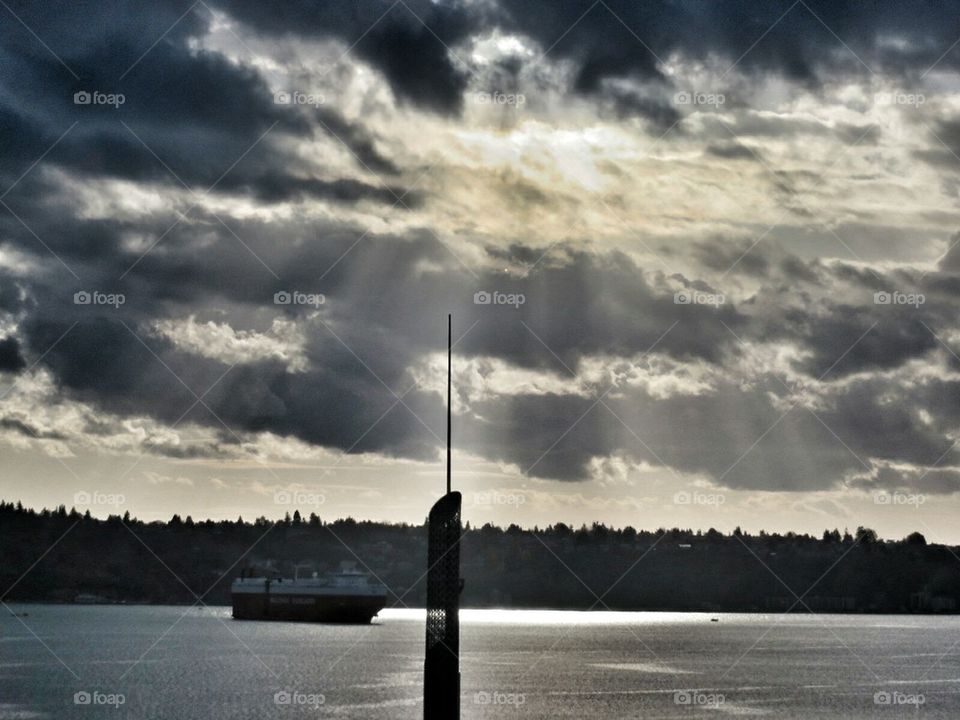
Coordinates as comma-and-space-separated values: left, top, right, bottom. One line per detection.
232, 592, 387, 623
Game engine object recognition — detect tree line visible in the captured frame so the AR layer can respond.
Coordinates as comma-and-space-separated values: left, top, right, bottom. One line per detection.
1, 501, 956, 613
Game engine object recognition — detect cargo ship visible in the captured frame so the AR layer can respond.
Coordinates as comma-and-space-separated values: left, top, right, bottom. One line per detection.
231, 562, 388, 623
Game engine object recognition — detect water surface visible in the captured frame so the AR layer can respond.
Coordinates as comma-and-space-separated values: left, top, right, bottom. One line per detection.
1, 605, 957, 718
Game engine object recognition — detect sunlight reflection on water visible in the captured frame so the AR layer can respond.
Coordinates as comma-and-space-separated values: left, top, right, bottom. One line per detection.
3, 605, 960, 719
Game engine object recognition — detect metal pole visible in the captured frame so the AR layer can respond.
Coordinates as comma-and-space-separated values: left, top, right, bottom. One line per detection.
447, 314, 451, 495
425, 314, 461, 719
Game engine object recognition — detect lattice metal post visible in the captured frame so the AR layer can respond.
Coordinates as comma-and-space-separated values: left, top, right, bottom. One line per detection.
424, 491, 461, 718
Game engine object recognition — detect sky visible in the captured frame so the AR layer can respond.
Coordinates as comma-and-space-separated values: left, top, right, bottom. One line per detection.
3, 0, 960, 541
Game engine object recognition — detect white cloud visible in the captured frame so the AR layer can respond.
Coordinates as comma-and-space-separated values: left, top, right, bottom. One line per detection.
151, 316, 308, 371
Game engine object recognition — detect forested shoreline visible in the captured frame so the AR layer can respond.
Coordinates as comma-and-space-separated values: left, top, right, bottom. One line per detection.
2, 501, 957, 613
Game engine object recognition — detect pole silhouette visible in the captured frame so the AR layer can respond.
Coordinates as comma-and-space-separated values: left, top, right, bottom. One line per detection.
424, 313, 461, 719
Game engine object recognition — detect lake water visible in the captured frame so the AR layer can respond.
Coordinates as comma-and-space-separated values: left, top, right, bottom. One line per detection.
1, 605, 958, 718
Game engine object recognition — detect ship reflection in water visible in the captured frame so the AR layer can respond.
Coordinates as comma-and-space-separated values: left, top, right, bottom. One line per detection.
231, 561, 388, 624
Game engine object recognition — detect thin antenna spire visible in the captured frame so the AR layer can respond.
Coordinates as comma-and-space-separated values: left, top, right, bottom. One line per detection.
446, 313, 452, 495
425, 313, 461, 717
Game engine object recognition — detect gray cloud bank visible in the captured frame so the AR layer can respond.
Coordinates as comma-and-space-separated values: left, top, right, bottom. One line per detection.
2, 0, 960, 496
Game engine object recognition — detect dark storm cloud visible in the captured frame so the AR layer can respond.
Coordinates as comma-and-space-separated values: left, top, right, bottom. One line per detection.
464, 377, 869, 488
4, 218, 465, 461
693, 238, 770, 276
0, 417, 67, 441
936, 233, 960, 272
915, 119, 960, 170
705, 143, 761, 161
5, 213, 746, 475
3, 0, 956, 155
810, 258, 960, 379
500, 0, 960, 89
229, 173, 419, 206
0, 2, 412, 206
599, 87, 682, 130
783, 301, 933, 380
6, 210, 960, 491
779, 256, 823, 285
314, 108, 400, 176
465, 391, 618, 482
849, 465, 960, 496
791, 305, 938, 378
463, 314, 960, 488
208, 0, 960, 123
817, 378, 956, 468
469, 245, 745, 368
0, 337, 26, 372
4, 0, 960, 495
689, 241, 956, 380
143, 440, 235, 460
215, 0, 479, 114
21, 306, 445, 462
699, 114, 880, 144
